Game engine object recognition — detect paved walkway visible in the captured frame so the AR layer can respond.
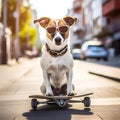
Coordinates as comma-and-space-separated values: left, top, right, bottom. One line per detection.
0, 57, 36, 90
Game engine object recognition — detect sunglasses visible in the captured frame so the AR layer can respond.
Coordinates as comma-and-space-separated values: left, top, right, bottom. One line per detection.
46, 25, 69, 34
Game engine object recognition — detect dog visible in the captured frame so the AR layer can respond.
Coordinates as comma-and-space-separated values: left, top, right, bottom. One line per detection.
34, 16, 77, 96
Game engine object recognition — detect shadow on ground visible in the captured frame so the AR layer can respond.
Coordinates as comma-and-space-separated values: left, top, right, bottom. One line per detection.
23, 104, 93, 120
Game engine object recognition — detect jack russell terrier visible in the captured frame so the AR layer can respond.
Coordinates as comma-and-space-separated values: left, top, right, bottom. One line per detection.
34, 16, 78, 96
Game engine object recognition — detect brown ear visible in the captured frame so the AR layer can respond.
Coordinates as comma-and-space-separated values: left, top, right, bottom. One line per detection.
34, 17, 51, 28
63, 16, 78, 26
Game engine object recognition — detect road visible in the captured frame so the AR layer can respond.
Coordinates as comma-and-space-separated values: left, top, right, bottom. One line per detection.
0, 58, 120, 120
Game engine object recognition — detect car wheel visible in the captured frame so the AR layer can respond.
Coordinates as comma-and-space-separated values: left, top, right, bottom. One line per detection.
104, 57, 108, 61
97, 58, 100, 61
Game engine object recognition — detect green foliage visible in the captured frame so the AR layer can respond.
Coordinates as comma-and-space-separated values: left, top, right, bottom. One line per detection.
4, 0, 37, 47
19, 25, 37, 46
19, 5, 32, 27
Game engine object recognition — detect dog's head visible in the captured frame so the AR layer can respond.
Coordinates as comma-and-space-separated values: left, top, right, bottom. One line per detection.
34, 16, 78, 49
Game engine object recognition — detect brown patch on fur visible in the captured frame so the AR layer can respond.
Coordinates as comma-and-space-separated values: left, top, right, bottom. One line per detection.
58, 19, 66, 26
64, 32, 69, 38
47, 32, 53, 40
47, 20, 56, 27
63, 16, 76, 26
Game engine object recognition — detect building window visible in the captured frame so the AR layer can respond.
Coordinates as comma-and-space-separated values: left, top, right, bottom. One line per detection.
107, 17, 111, 24
102, 0, 108, 4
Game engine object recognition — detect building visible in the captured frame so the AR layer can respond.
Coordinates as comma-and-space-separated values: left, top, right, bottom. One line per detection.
82, 0, 103, 41
67, 0, 85, 49
82, 0, 93, 40
67, 0, 120, 56
102, 0, 120, 56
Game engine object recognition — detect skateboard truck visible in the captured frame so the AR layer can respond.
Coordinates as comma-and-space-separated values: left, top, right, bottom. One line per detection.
55, 99, 69, 107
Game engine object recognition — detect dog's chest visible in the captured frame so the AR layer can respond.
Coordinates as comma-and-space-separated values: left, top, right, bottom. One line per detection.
46, 57, 68, 73
47, 60, 68, 88
47, 64, 68, 74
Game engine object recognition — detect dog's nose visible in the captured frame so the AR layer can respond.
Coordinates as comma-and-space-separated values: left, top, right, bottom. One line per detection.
55, 37, 61, 44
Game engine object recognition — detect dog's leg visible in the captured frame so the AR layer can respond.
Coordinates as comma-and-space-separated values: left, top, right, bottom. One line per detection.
66, 69, 74, 95
43, 70, 54, 96
40, 82, 46, 95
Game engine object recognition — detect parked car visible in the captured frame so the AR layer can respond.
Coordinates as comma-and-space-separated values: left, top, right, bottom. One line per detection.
80, 41, 109, 61
72, 49, 82, 60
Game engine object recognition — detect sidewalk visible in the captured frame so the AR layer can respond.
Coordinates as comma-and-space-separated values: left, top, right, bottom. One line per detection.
88, 56, 120, 81
0, 57, 35, 90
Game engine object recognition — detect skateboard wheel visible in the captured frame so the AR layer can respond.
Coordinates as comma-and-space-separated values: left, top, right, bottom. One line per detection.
31, 99, 38, 109
83, 97, 91, 107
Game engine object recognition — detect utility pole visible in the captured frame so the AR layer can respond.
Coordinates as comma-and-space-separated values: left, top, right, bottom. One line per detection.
1, 0, 7, 64
14, 0, 21, 62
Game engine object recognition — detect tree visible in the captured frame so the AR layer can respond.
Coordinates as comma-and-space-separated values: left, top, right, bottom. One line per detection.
19, 4, 37, 50
2, 0, 37, 53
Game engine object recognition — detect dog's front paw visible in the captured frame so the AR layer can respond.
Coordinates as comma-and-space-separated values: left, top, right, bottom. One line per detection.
67, 84, 75, 96
67, 88, 74, 96
67, 91, 75, 96
46, 93, 54, 96
46, 89, 54, 96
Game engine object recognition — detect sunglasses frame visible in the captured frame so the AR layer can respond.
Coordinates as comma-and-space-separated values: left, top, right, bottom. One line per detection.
46, 25, 69, 35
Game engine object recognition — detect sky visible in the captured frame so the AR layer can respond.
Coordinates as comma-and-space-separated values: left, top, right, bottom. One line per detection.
30, 0, 74, 19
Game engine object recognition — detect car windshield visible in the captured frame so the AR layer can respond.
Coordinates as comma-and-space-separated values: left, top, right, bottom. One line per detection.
72, 49, 81, 53
88, 45, 105, 51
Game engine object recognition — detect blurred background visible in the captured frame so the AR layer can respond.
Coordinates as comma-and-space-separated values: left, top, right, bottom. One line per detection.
0, 0, 120, 64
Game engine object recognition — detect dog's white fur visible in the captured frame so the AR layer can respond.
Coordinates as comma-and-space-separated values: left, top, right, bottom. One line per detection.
40, 45, 73, 95
34, 17, 77, 96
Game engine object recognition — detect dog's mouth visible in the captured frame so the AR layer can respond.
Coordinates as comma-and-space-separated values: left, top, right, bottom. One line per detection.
55, 42, 61, 45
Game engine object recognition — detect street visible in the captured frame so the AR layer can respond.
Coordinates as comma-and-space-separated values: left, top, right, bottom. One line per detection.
0, 58, 120, 120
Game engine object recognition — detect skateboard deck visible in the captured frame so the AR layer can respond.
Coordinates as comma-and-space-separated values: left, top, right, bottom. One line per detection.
29, 92, 93, 100
29, 92, 93, 109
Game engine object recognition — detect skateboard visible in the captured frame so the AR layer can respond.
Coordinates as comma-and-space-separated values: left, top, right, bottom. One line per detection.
29, 92, 93, 109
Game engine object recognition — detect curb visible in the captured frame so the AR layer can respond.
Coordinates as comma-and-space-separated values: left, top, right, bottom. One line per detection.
88, 71, 120, 82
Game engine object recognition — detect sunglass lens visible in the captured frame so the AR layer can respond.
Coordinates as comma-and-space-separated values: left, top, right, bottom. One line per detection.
59, 26, 68, 33
47, 27, 56, 34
